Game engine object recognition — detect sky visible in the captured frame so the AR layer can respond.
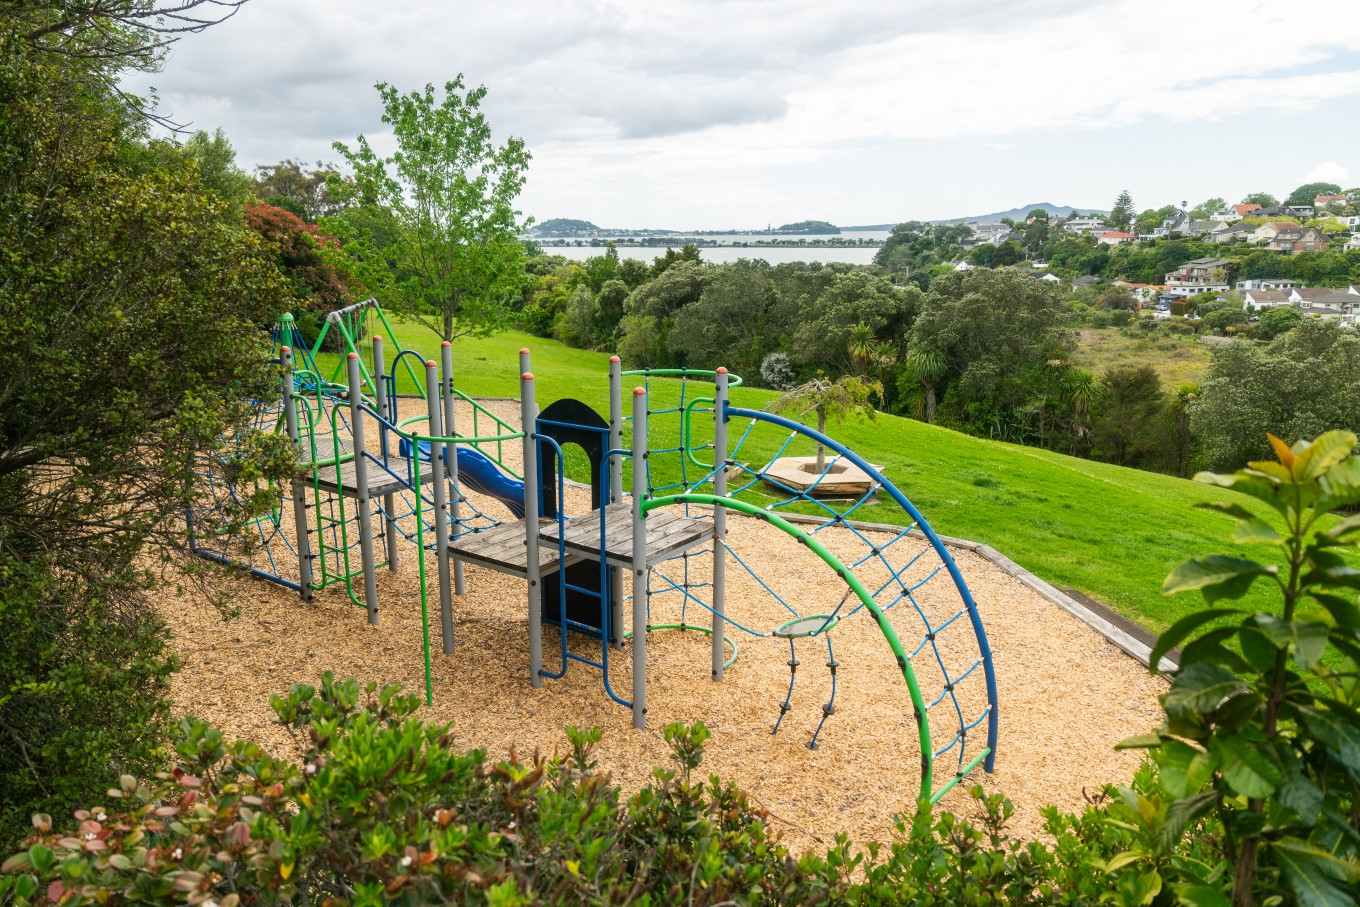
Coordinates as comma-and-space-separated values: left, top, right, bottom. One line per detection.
124, 0, 1360, 230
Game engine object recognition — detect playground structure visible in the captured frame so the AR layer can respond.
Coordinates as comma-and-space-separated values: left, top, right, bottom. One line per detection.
189, 299, 999, 803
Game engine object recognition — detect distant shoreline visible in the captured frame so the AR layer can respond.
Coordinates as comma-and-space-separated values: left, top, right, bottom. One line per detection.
527, 235, 883, 249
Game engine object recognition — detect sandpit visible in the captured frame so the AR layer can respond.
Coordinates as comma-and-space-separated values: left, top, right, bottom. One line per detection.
157, 397, 1167, 851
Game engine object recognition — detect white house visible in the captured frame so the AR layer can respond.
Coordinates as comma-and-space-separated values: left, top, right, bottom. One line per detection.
1164, 257, 1232, 297
1237, 278, 1296, 291
1098, 231, 1135, 245
1242, 290, 1292, 308
1347, 234, 1360, 252
1060, 217, 1107, 233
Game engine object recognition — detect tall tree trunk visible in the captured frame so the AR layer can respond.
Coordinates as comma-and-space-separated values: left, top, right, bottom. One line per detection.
924, 382, 937, 423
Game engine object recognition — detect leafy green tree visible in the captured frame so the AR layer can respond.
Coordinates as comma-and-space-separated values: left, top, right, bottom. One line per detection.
669, 260, 773, 376
329, 77, 531, 343
1191, 319, 1360, 470
617, 260, 705, 367
0, 15, 293, 846
181, 127, 253, 207
1189, 197, 1227, 219
649, 243, 702, 277
1130, 432, 1360, 907
1241, 192, 1279, 207
1285, 181, 1342, 207
788, 271, 918, 373
253, 158, 343, 222
1257, 305, 1302, 339
909, 267, 1074, 434
768, 375, 882, 472
1110, 190, 1135, 231
1090, 366, 1165, 467
848, 322, 875, 376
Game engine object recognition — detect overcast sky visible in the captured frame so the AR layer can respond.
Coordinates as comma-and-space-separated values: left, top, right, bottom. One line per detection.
125, 0, 1360, 229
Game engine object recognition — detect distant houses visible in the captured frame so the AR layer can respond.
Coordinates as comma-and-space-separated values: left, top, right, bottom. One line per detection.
1164, 257, 1232, 297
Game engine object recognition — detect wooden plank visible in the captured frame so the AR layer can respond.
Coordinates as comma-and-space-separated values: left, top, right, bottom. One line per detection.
312, 454, 435, 498
447, 518, 573, 577
540, 505, 713, 568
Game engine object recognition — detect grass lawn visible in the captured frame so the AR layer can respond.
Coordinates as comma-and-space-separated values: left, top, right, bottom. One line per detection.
1072, 326, 1214, 389
315, 319, 1291, 637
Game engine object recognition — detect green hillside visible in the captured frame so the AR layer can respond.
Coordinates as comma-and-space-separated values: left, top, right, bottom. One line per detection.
318, 322, 1287, 636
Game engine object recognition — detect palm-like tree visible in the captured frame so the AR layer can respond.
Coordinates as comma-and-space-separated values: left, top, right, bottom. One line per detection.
905, 347, 947, 423
1062, 367, 1097, 454
847, 322, 875, 377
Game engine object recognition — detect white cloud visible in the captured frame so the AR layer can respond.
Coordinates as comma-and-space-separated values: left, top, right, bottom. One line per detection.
1299, 161, 1352, 185
123, 0, 1360, 225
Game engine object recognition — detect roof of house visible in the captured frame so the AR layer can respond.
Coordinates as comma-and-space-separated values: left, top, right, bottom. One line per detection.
1244, 290, 1290, 303
1234, 203, 1262, 216
1305, 292, 1356, 306
1072, 275, 1100, 285
1299, 305, 1346, 317
1293, 287, 1347, 300
1100, 231, 1133, 238
1261, 221, 1301, 230
1316, 195, 1349, 204
1185, 257, 1231, 267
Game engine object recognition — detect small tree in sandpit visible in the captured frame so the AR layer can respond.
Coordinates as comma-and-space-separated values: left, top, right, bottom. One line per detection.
768, 375, 882, 473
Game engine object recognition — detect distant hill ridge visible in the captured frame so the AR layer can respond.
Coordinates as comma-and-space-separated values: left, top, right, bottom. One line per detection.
931, 203, 1110, 224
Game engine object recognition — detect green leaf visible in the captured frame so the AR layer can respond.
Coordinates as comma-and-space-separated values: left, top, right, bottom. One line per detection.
1231, 516, 1281, 544
1175, 885, 1232, 907
1276, 764, 1324, 825
1317, 454, 1360, 509
1164, 663, 1251, 722
1302, 708, 1360, 771
1196, 471, 1286, 516
1116, 734, 1164, 750
1294, 431, 1357, 481
1295, 621, 1331, 671
1179, 626, 1251, 673
1271, 838, 1360, 907
1158, 791, 1218, 854
1310, 593, 1360, 631
1211, 735, 1281, 799
1322, 510, 1360, 540
1157, 740, 1217, 799
1240, 625, 1283, 672
1150, 609, 1243, 669
1163, 556, 1273, 604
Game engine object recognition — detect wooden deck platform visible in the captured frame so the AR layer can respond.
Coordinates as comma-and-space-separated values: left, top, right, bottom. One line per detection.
311, 454, 436, 498
448, 505, 713, 578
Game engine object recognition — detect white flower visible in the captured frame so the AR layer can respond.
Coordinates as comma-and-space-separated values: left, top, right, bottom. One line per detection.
399, 855, 413, 868
170, 848, 183, 860
84, 833, 96, 841
93, 812, 107, 822
304, 763, 317, 775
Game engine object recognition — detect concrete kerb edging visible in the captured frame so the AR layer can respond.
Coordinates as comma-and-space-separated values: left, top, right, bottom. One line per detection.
770, 511, 1179, 679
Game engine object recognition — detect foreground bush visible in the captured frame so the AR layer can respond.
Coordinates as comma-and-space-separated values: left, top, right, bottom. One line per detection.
0, 673, 1218, 906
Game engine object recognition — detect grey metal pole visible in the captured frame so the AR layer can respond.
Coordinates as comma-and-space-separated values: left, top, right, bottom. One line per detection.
346, 353, 380, 624
522, 369, 543, 688
425, 359, 455, 654
631, 386, 648, 729
608, 356, 624, 649
711, 367, 729, 681
519, 347, 531, 377
372, 336, 398, 574
281, 348, 314, 601
440, 341, 465, 595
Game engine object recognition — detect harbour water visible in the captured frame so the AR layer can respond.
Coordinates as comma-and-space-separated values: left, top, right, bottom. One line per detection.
532, 229, 890, 265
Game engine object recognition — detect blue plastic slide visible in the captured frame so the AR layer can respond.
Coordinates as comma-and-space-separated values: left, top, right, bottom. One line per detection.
400, 439, 526, 518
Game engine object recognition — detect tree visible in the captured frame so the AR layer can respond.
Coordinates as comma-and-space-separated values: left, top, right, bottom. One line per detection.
1110, 190, 1135, 232
617, 260, 705, 367
788, 271, 918, 373
0, 18, 292, 844
1090, 365, 1165, 467
181, 127, 253, 207
254, 158, 343, 222
1284, 181, 1342, 207
1189, 196, 1227, 219
1241, 191, 1279, 207
669, 260, 773, 376
244, 202, 356, 313
329, 77, 531, 343
847, 322, 875, 376
1190, 319, 1360, 470
909, 267, 1074, 433
767, 375, 882, 472
903, 346, 947, 423
1256, 304, 1302, 339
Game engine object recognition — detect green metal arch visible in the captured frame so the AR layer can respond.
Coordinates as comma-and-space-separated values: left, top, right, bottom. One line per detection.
642, 492, 937, 800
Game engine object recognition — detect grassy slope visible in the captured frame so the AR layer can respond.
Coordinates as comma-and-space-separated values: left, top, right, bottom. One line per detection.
317, 321, 1282, 635
1071, 327, 1213, 388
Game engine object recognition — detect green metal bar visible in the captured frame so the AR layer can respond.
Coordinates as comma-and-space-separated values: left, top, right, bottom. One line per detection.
621, 368, 744, 387
643, 492, 936, 800
929, 747, 992, 804
410, 452, 434, 706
